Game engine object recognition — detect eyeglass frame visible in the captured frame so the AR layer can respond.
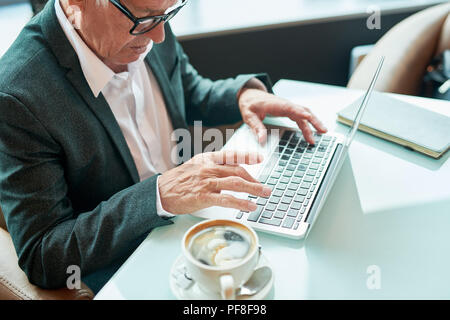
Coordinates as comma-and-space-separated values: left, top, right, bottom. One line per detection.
109, 0, 187, 35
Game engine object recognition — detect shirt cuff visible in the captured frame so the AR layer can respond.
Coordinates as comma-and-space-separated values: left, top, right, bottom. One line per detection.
156, 175, 176, 219
237, 77, 269, 100
243, 77, 269, 92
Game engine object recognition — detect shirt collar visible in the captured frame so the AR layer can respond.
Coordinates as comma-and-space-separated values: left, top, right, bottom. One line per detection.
54, 0, 152, 98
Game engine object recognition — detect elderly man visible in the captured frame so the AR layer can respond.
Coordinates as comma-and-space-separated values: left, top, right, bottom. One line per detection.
0, 0, 326, 293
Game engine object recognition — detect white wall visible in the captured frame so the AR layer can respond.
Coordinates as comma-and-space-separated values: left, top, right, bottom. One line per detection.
0, 2, 32, 57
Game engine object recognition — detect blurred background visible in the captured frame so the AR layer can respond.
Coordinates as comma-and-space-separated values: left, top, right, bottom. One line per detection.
0, 0, 447, 86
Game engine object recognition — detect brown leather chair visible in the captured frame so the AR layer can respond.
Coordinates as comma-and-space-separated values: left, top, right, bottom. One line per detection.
0, 206, 94, 300
348, 2, 450, 95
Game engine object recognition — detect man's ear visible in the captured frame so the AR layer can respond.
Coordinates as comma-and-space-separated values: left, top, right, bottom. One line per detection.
61, 0, 84, 29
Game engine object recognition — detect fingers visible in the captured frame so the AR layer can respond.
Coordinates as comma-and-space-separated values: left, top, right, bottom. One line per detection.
264, 100, 327, 144
302, 106, 328, 134
243, 112, 267, 144
208, 150, 264, 166
213, 165, 259, 184
207, 193, 258, 212
215, 177, 272, 197
296, 119, 315, 145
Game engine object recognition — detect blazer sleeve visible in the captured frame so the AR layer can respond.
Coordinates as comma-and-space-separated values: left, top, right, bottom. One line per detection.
0, 92, 172, 290
175, 40, 273, 126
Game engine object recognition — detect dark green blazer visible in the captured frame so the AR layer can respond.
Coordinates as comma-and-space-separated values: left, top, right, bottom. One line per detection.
0, 0, 271, 292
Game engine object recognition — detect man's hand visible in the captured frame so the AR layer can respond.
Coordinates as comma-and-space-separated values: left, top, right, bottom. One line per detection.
158, 151, 272, 215
238, 88, 328, 144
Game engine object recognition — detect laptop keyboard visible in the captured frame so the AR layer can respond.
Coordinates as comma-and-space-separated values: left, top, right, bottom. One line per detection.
236, 130, 336, 231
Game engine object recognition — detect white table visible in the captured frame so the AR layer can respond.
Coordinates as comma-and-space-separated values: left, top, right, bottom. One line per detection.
95, 80, 450, 300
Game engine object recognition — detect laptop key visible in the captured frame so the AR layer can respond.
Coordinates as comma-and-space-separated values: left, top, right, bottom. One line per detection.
294, 195, 305, 202
280, 177, 290, 184
291, 177, 302, 184
265, 203, 277, 211
283, 170, 293, 178
274, 211, 287, 219
291, 202, 302, 210
301, 182, 311, 189
256, 198, 268, 206
287, 209, 298, 218
282, 217, 295, 229
276, 184, 287, 191
278, 203, 289, 211
236, 211, 244, 219
280, 131, 291, 141
297, 188, 308, 196
258, 153, 279, 183
259, 217, 282, 227
262, 210, 274, 219
288, 183, 299, 191
281, 196, 292, 204
316, 152, 325, 158
269, 196, 281, 204
247, 206, 263, 222
270, 172, 281, 179
284, 190, 295, 197
286, 164, 296, 171
294, 171, 304, 178
275, 166, 284, 173
273, 189, 284, 197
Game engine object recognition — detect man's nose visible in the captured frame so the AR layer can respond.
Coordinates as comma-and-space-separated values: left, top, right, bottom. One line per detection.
143, 23, 166, 43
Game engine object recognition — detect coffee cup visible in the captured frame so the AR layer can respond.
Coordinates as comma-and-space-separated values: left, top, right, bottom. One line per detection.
181, 219, 260, 300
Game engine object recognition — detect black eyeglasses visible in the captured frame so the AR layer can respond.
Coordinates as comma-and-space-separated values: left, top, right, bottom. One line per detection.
109, 0, 187, 35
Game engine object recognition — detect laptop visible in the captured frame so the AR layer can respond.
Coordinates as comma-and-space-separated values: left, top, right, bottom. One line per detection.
192, 57, 385, 239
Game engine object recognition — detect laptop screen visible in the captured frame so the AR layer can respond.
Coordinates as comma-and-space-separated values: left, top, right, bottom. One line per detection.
345, 56, 385, 147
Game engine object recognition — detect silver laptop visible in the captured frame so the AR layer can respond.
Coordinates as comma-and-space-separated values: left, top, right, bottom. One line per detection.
193, 57, 384, 239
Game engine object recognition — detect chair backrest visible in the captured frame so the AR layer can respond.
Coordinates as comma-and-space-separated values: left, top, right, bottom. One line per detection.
0, 206, 6, 232
348, 3, 450, 95
437, 12, 450, 56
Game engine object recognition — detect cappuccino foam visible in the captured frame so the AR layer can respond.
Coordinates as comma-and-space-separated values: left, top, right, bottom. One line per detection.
188, 225, 252, 267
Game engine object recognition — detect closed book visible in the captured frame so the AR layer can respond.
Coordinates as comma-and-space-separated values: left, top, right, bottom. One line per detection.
337, 92, 450, 158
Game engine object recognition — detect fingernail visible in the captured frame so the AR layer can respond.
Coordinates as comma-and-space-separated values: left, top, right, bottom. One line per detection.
263, 186, 272, 196
248, 202, 257, 211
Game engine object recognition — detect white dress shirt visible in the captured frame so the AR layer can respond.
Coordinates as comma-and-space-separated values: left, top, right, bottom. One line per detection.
55, 0, 175, 218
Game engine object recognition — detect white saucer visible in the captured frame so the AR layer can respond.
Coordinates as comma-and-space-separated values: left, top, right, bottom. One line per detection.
169, 253, 274, 300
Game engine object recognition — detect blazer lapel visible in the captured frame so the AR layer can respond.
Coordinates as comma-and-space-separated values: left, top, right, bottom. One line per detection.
66, 70, 140, 183
40, 0, 140, 183
146, 49, 188, 131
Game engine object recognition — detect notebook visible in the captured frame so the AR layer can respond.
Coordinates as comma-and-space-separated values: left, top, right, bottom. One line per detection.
337, 92, 450, 159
